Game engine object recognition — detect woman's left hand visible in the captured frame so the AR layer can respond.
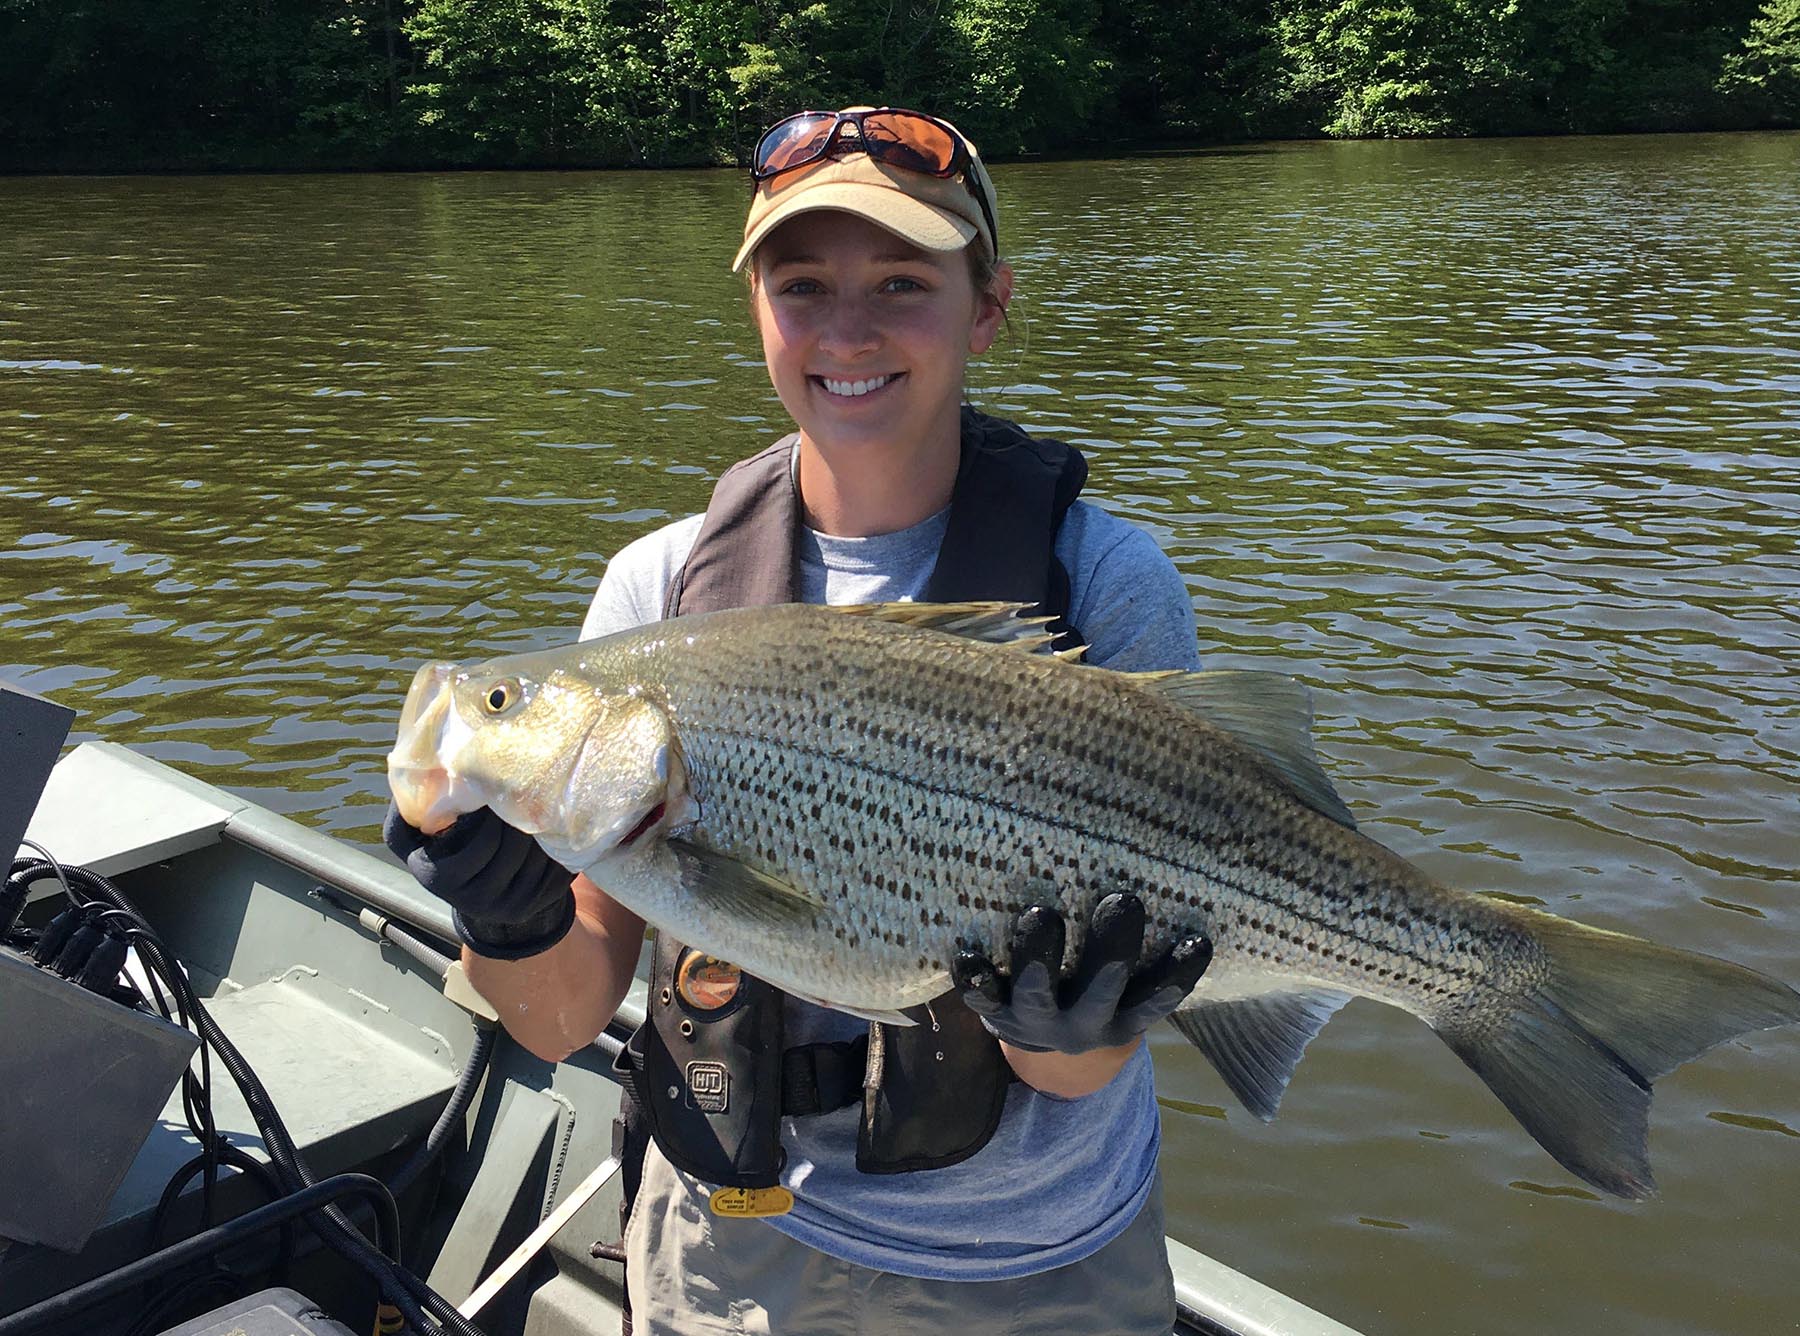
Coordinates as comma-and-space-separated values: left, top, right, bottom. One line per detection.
953, 892, 1213, 1056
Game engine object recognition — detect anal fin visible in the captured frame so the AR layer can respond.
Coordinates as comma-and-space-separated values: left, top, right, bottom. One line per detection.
1169, 989, 1351, 1120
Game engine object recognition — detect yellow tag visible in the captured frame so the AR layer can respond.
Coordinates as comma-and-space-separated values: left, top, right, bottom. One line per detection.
708, 1185, 795, 1218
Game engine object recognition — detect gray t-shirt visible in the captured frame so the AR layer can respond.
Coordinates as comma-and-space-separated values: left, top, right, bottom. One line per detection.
581, 494, 1200, 1281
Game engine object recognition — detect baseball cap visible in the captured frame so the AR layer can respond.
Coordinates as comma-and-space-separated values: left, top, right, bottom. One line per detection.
732, 109, 998, 273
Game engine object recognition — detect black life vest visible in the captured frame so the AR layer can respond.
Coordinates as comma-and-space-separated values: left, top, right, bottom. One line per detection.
613, 407, 1087, 1192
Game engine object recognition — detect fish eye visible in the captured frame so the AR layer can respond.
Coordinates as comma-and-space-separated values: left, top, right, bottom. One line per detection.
482, 679, 521, 714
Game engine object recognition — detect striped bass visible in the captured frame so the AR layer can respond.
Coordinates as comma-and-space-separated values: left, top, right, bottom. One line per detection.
387, 602, 1800, 1198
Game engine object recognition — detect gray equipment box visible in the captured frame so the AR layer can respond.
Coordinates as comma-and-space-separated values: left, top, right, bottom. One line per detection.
154, 1287, 359, 1336
1, 679, 75, 865
0, 947, 201, 1251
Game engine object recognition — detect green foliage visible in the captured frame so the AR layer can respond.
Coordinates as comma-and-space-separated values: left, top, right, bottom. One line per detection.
945, 0, 1108, 151
0, 0, 413, 167
293, 0, 415, 161
1265, 0, 1774, 136
404, 0, 587, 158
0, 0, 1795, 168
1099, 0, 1293, 141
1719, 0, 1800, 124
1568, 0, 1767, 131
1274, 0, 1469, 136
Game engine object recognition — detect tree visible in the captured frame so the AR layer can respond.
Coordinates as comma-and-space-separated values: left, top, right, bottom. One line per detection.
943, 0, 1109, 151
405, 0, 581, 159
294, 0, 414, 162
1270, 0, 1483, 136
1264, 0, 1773, 137
1096, 0, 1294, 142
1718, 0, 1800, 124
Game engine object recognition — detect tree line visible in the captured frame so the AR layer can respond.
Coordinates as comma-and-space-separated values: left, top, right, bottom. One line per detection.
2, 0, 1796, 170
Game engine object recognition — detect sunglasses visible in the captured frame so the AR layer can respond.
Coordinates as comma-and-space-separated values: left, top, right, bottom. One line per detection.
750, 108, 999, 254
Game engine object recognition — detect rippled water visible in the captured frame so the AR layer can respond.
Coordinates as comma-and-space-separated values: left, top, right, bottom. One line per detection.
4, 133, 1798, 1335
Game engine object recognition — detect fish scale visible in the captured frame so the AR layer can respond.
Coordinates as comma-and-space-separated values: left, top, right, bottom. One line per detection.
389, 600, 1800, 1198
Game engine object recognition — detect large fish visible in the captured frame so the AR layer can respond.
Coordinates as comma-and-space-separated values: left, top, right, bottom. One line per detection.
387, 602, 1799, 1198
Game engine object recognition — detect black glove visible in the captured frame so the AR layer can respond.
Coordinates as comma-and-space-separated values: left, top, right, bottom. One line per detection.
953, 892, 1212, 1055
382, 802, 577, 961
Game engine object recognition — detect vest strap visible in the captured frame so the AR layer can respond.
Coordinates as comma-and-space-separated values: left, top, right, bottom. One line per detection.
664, 435, 800, 618
925, 409, 1087, 650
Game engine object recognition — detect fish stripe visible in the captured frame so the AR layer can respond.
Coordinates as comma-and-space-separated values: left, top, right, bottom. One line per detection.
689, 722, 1494, 995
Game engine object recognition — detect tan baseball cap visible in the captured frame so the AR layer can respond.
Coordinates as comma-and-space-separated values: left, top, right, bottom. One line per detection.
732, 111, 998, 273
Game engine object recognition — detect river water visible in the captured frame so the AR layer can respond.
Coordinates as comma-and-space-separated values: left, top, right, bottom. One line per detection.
4, 132, 1797, 1334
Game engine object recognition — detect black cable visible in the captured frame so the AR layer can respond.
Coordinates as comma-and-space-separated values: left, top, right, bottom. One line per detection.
8, 859, 488, 1336
122, 1266, 243, 1336
117, 916, 225, 1228
29, 904, 86, 966
150, 1144, 295, 1261
0, 1174, 403, 1336
0, 873, 30, 941
136, 1170, 292, 1336
389, 1023, 498, 1205
10, 843, 82, 912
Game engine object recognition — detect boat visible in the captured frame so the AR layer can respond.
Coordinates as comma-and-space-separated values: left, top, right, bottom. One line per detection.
1, 735, 1364, 1336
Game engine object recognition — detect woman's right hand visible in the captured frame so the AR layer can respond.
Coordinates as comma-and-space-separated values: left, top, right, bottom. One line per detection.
382, 802, 577, 960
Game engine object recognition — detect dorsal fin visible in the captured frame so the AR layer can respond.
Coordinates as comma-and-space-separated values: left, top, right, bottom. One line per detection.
1128, 669, 1357, 828
828, 601, 1086, 660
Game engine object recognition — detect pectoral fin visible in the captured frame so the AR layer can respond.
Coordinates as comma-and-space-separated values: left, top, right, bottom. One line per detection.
667, 838, 826, 928
1169, 988, 1352, 1120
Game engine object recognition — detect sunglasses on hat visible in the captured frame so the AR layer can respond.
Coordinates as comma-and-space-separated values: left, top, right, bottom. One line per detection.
750, 107, 999, 254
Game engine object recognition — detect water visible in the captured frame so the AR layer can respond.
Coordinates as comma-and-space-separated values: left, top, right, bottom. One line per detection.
4, 132, 1798, 1334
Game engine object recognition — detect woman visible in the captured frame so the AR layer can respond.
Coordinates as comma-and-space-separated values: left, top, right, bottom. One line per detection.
388, 106, 1211, 1335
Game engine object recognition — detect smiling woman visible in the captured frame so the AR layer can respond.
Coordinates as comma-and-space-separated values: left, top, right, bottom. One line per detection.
379, 102, 1210, 1336
734, 108, 1014, 540
747, 211, 1012, 536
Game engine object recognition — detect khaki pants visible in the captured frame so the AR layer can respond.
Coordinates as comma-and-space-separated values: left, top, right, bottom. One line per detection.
624, 1143, 1177, 1336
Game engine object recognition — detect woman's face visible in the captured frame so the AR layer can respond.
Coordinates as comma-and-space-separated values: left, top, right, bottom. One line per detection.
750, 210, 1009, 459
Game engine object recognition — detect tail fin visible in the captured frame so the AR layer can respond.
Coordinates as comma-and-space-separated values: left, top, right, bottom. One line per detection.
1441, 909, 1800, 1199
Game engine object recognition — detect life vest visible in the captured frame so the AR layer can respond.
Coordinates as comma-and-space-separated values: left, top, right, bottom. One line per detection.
612, 407, 1087, 1199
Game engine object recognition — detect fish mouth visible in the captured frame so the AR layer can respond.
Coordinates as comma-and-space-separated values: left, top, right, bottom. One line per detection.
388, 662, 475, 834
